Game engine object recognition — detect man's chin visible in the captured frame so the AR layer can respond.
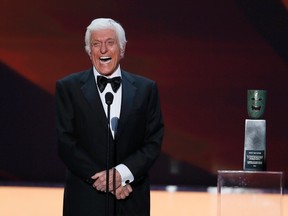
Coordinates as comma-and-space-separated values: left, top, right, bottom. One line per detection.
96, 67, 117, 76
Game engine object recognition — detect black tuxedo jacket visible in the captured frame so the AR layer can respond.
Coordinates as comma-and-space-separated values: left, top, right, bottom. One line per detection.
55, 69, 164, 216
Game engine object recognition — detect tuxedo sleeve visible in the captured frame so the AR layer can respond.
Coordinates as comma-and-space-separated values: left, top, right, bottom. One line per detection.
122, 81, 164, 182
55, 80, 98, 184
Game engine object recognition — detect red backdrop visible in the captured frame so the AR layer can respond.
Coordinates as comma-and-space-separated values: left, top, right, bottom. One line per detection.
1, 0, 288, 186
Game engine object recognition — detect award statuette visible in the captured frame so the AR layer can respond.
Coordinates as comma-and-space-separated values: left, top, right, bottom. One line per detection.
243, 90, 267, 171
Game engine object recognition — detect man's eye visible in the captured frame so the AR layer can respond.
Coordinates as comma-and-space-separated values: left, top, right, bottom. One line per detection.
92, 42, 101, 47
107, 40, 114, 46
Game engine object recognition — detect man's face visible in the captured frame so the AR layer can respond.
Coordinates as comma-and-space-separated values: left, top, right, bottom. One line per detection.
89, 29, 123, 76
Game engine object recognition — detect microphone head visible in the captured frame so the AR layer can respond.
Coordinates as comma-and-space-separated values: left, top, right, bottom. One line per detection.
105, 92, 114, 105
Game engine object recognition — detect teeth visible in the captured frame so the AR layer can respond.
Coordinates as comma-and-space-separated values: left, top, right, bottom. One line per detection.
100, 57, 111, 61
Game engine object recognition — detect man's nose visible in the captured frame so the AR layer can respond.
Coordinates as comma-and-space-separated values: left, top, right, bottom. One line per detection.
100, 43, 107, 53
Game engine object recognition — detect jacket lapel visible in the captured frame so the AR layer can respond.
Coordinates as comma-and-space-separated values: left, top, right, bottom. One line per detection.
80, 69, 108, 128
116, 71, 137, 140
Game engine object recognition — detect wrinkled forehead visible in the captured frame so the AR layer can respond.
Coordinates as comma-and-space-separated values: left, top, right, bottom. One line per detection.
91, 28, 118, 39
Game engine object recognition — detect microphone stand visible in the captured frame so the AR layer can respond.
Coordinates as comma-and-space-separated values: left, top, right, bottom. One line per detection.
105, 92, 113, 216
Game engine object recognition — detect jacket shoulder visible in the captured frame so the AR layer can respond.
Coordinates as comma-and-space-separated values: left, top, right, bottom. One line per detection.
122, 70, 156, 86
57, 69, 92, 84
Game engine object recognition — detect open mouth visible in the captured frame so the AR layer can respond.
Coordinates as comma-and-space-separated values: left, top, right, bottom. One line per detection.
99, 56, 112, 63
252, 106, 261, 111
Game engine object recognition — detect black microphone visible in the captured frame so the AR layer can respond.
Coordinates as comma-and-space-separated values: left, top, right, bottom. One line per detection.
105, 92, 114, 105
104, 91, 113, 216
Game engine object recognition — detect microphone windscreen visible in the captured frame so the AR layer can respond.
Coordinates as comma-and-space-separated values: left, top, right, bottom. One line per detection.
105, 92, 114, 105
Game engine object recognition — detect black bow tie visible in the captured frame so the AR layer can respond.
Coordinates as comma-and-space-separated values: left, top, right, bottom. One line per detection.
97, 76, 122, 93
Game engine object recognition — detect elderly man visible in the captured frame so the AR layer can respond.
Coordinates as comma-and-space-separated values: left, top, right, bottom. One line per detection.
55, 18, 164, 216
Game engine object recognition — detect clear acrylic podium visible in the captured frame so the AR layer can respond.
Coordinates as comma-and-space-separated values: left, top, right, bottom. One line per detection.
217, 170, 284, 216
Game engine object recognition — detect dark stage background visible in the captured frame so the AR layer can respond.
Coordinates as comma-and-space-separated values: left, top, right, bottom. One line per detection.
1, 0, 288, 187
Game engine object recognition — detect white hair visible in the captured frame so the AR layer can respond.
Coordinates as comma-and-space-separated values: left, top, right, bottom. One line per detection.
84, 18, 127, 58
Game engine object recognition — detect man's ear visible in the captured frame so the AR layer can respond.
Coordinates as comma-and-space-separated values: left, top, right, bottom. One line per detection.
121, 44, 126, 58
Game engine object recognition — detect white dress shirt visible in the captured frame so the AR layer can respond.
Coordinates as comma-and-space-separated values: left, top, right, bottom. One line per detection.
93, 66, 134, 186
